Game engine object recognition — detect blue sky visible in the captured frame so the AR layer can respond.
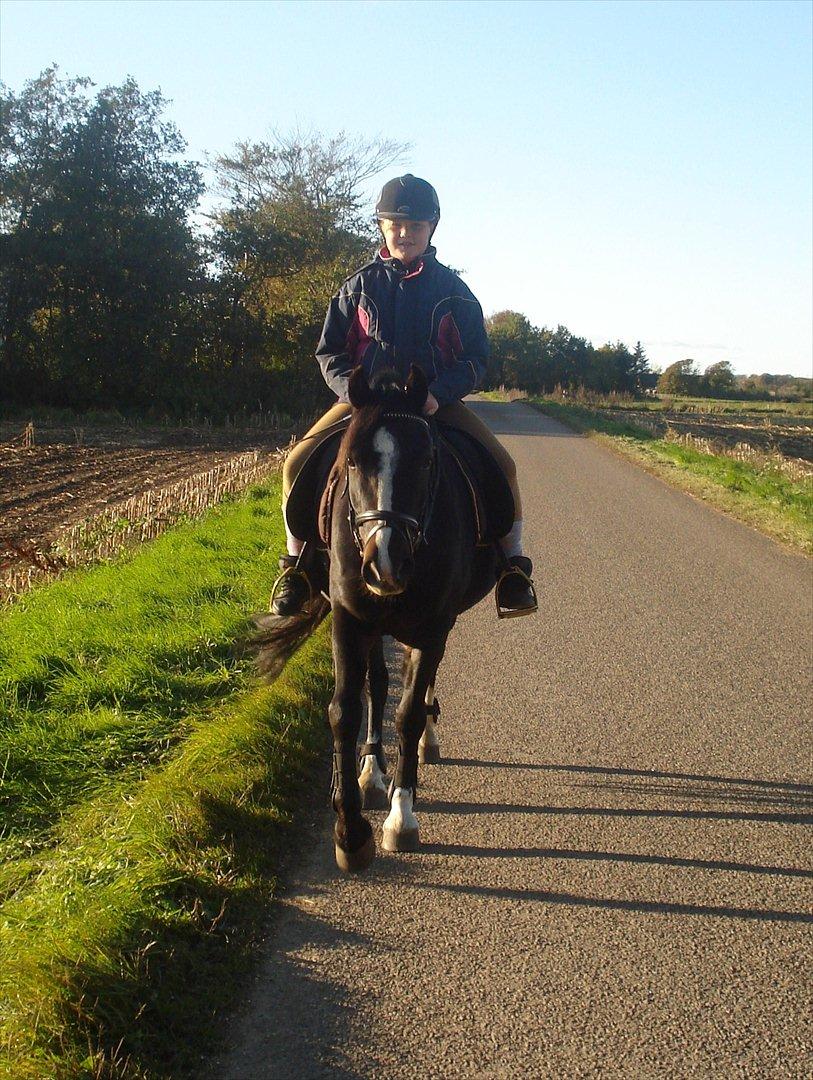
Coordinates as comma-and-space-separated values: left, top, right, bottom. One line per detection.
2, 0, 811, 377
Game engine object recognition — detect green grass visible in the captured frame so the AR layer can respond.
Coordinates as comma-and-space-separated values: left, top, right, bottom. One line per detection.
0, 480, 335, 1079
530, 400, 813, 554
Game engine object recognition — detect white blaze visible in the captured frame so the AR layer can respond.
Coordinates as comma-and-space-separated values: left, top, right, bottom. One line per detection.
371, 429, 399, 577
373, 429, 398, 509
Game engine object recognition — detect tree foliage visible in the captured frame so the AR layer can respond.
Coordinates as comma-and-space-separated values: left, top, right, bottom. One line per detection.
1, 67, 204, 409
657, 359, 701, 396
485, 312, 655, 395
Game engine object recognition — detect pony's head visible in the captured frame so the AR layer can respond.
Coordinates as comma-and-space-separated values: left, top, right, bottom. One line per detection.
339, 366, 435, 597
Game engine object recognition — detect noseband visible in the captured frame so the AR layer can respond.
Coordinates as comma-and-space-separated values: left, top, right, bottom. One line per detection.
346, 413, 438, 556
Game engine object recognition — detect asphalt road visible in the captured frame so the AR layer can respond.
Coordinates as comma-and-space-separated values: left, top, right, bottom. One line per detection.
214, 401, 812, 1079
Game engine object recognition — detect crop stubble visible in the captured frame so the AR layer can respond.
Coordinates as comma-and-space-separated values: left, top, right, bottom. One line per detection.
0, 421, 292, 590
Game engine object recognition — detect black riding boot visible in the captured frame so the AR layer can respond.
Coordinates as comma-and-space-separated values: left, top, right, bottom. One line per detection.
496, 555, 538, 618
270, 555, 313, 616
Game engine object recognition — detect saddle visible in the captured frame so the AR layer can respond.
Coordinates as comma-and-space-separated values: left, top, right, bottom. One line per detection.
436, 426, 514, 545
284, 421, 515, 551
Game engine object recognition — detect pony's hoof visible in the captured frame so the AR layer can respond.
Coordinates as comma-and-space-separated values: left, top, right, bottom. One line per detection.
360, 783, 390, 810
382, 826, 420, 852
335, 834, 376, 874
418, 742, 441, 764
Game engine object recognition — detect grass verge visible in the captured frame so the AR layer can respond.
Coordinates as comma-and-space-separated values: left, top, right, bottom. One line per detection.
530, 400, 813, 555
1, 480, 334, 1079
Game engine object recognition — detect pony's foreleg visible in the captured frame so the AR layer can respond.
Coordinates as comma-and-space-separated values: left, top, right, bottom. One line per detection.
329, 608, 375, 873
418, 679, 441, 764
358, 636, 389, 810
383, 641, 446, 852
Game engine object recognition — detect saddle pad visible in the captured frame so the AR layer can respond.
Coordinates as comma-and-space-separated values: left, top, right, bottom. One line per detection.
285, 427, 346, 547
437, 425, 515, 543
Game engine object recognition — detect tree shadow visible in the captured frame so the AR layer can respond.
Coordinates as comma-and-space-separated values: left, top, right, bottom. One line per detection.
413, 880, 813, 925
468, 399, 583, 437
442, 759, 813, 795
420, 799, 813, 825
417, 756, 813, 926
418, 842, 813, 880
442, 759, 813, 814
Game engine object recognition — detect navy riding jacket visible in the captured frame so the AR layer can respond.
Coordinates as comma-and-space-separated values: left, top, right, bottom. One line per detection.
315, 246, 489, 407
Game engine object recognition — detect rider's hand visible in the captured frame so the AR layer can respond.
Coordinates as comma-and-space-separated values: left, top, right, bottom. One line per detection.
423, 392, 440, 416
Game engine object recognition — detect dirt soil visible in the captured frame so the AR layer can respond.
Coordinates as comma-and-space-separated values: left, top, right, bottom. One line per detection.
0, 420, 293, 560
607, 410, 813, 461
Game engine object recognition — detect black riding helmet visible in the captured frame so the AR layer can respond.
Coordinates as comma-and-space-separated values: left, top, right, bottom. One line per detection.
375, 174, 440, 223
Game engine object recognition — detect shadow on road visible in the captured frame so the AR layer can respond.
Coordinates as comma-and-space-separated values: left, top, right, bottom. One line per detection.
417, 757, 813, 926
418, 842, 813, 880
211, 904, 378, 1080
442, 758, 813, 795
414, 880, 813, 925
421, 798, 813, 825
466, 399, 583, 437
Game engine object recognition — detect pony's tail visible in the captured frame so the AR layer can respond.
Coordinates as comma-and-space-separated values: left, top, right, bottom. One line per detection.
248, 597, 331, 680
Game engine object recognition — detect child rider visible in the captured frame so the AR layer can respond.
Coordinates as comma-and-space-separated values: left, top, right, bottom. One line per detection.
271, 173, 536, 618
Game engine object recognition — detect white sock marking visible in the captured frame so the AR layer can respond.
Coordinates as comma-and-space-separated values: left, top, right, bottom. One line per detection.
358, 753, 387, 795
383, 787, 419, 836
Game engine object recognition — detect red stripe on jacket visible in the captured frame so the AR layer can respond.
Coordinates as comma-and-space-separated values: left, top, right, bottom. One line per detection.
436, 311, 463, 366
346, 304, 373, 362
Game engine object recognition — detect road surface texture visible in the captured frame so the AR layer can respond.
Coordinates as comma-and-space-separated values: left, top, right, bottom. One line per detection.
213, 401, 812, 1079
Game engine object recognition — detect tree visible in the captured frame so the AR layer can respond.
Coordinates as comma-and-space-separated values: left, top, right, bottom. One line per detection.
543, 325, 592, 391
657, 359, 701, 396
587, 341, 639, 393
703, 360, 736, 398
485, 311, 543, 391
632, 341, 658, 392
1, 67, 204, 409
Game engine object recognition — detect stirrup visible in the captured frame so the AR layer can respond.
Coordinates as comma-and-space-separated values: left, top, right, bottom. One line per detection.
495, 564, 538, 620
269, 563, 314, 613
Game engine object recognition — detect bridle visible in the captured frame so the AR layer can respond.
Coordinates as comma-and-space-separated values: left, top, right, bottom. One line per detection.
346, 412, 439, 557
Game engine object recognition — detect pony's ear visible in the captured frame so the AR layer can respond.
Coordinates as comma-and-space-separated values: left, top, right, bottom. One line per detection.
348, 365, 374, 409
405, 365, 429, 412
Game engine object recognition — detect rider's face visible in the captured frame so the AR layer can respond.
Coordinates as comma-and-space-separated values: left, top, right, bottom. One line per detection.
379, 218, 433, 265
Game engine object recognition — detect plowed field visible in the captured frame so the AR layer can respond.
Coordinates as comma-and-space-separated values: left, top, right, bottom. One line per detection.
604, 409, 813, 461
0, 421, 289, 561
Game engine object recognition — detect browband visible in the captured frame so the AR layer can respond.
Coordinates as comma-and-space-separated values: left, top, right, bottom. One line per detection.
379, 413, 430, 425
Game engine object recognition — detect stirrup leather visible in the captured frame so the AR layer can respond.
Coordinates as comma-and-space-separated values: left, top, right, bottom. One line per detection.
495, 564, 538, 620
269, 563, 314, 613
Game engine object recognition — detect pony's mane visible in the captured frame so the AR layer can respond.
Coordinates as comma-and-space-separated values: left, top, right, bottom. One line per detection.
336, 370, 424, 471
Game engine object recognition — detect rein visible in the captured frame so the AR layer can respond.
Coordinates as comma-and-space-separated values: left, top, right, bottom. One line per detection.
346, 413, 439, 556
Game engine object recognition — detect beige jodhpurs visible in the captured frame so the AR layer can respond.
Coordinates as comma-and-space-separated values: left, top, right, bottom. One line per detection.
282, 401, 522, 537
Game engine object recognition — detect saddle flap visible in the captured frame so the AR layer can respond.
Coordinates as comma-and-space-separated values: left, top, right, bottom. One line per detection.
285, 428, 345, 547
437, 425, 515, 544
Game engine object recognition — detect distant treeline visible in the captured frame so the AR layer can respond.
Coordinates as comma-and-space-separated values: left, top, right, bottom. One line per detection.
486, 314, 811, 402
1, 69, 808, 420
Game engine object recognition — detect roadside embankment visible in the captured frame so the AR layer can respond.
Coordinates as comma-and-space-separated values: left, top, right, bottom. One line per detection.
0, 479, 333, 1079
529, 400, 813, 555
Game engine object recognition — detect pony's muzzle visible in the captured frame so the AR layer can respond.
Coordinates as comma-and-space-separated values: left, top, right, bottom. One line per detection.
361, 528, 413, 596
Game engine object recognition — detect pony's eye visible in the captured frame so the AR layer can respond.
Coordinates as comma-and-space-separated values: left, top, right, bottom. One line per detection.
348, 459, 357, 470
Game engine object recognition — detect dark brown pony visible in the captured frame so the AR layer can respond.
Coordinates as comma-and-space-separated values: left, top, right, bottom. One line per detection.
256, 365, 496, 872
